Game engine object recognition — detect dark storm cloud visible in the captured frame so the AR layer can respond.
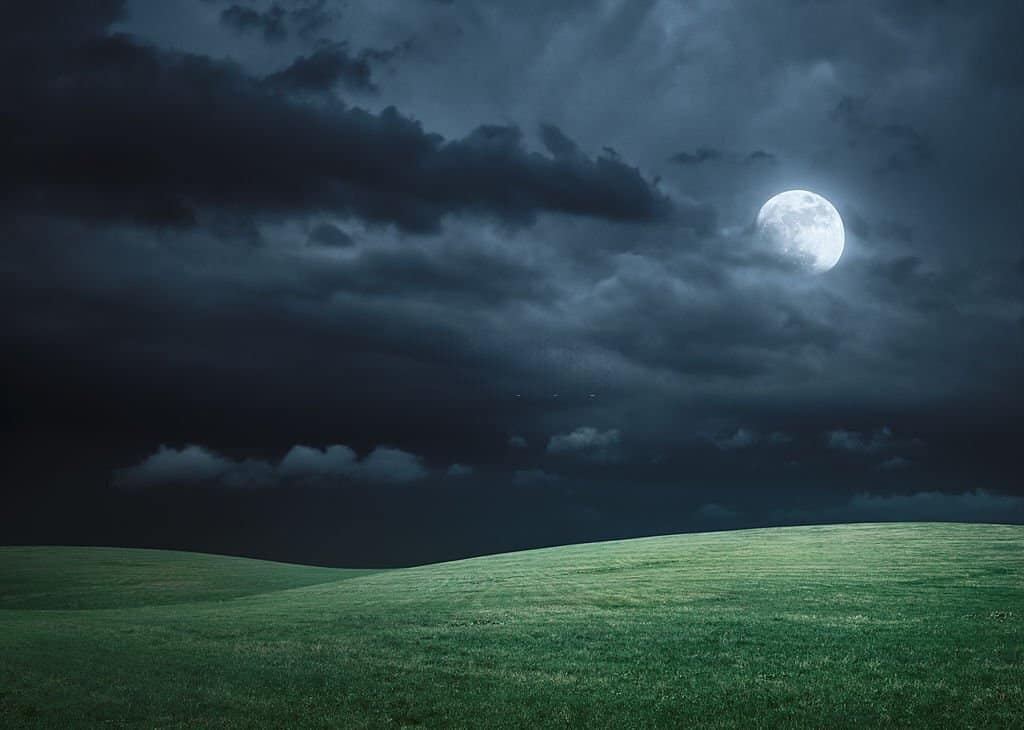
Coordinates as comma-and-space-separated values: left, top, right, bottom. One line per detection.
745, 150, 777, 165
577, 257, 843, 378
672, 148, 777, 168
671, 147, 722, 165
307, 222, 354, 247
263, 43, 378, 93
208, 0, 339, 41
319, 244, 553, 305
830, 95, 871, 135
845, 212, 915, 246
220, 4, 288, 43
540, 124, 582, 161
3, 33, 672, 234
3, 0, 1024, 566
830, 97, 935, 176
286, 0, 337, 39
866, 256, 930, 297
875, 124, 934, 175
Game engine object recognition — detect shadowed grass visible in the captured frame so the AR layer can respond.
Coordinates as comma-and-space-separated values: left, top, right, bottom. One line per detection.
0, 546, 373, 610
1, 523, 1021, 727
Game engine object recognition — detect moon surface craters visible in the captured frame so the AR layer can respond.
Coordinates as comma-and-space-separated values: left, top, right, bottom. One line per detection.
756, 190, 845, 273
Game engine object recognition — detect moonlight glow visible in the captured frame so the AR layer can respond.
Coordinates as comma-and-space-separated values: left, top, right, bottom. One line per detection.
756, 190, 845, 273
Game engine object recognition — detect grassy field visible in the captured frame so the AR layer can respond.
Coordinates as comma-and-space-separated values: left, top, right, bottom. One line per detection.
1, 523, 1021, 728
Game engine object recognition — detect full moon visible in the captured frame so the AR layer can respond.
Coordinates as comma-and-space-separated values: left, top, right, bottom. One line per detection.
755, 190, 845, 273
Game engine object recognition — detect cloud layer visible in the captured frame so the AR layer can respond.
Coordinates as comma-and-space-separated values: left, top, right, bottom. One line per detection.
3, 0, 1023, 564
116, 443, 430, 488
547, 427, 621, 460
4, 8, 672, 234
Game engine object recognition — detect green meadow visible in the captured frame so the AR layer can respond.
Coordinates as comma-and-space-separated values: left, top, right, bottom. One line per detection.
1, 523, 1021, 728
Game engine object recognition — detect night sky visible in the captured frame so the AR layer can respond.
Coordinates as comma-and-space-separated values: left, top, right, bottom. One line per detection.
3, 1, 1023, 567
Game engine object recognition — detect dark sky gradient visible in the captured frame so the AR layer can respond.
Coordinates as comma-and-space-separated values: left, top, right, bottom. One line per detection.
3, 0, 1023, 566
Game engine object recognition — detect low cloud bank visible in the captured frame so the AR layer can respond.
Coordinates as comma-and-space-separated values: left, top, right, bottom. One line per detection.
709, 428, 758, 451
115, 443, 431, 488
547, 427, 621, 461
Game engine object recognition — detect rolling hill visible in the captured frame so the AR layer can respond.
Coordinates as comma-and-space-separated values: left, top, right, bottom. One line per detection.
1, 523, 1021, 727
